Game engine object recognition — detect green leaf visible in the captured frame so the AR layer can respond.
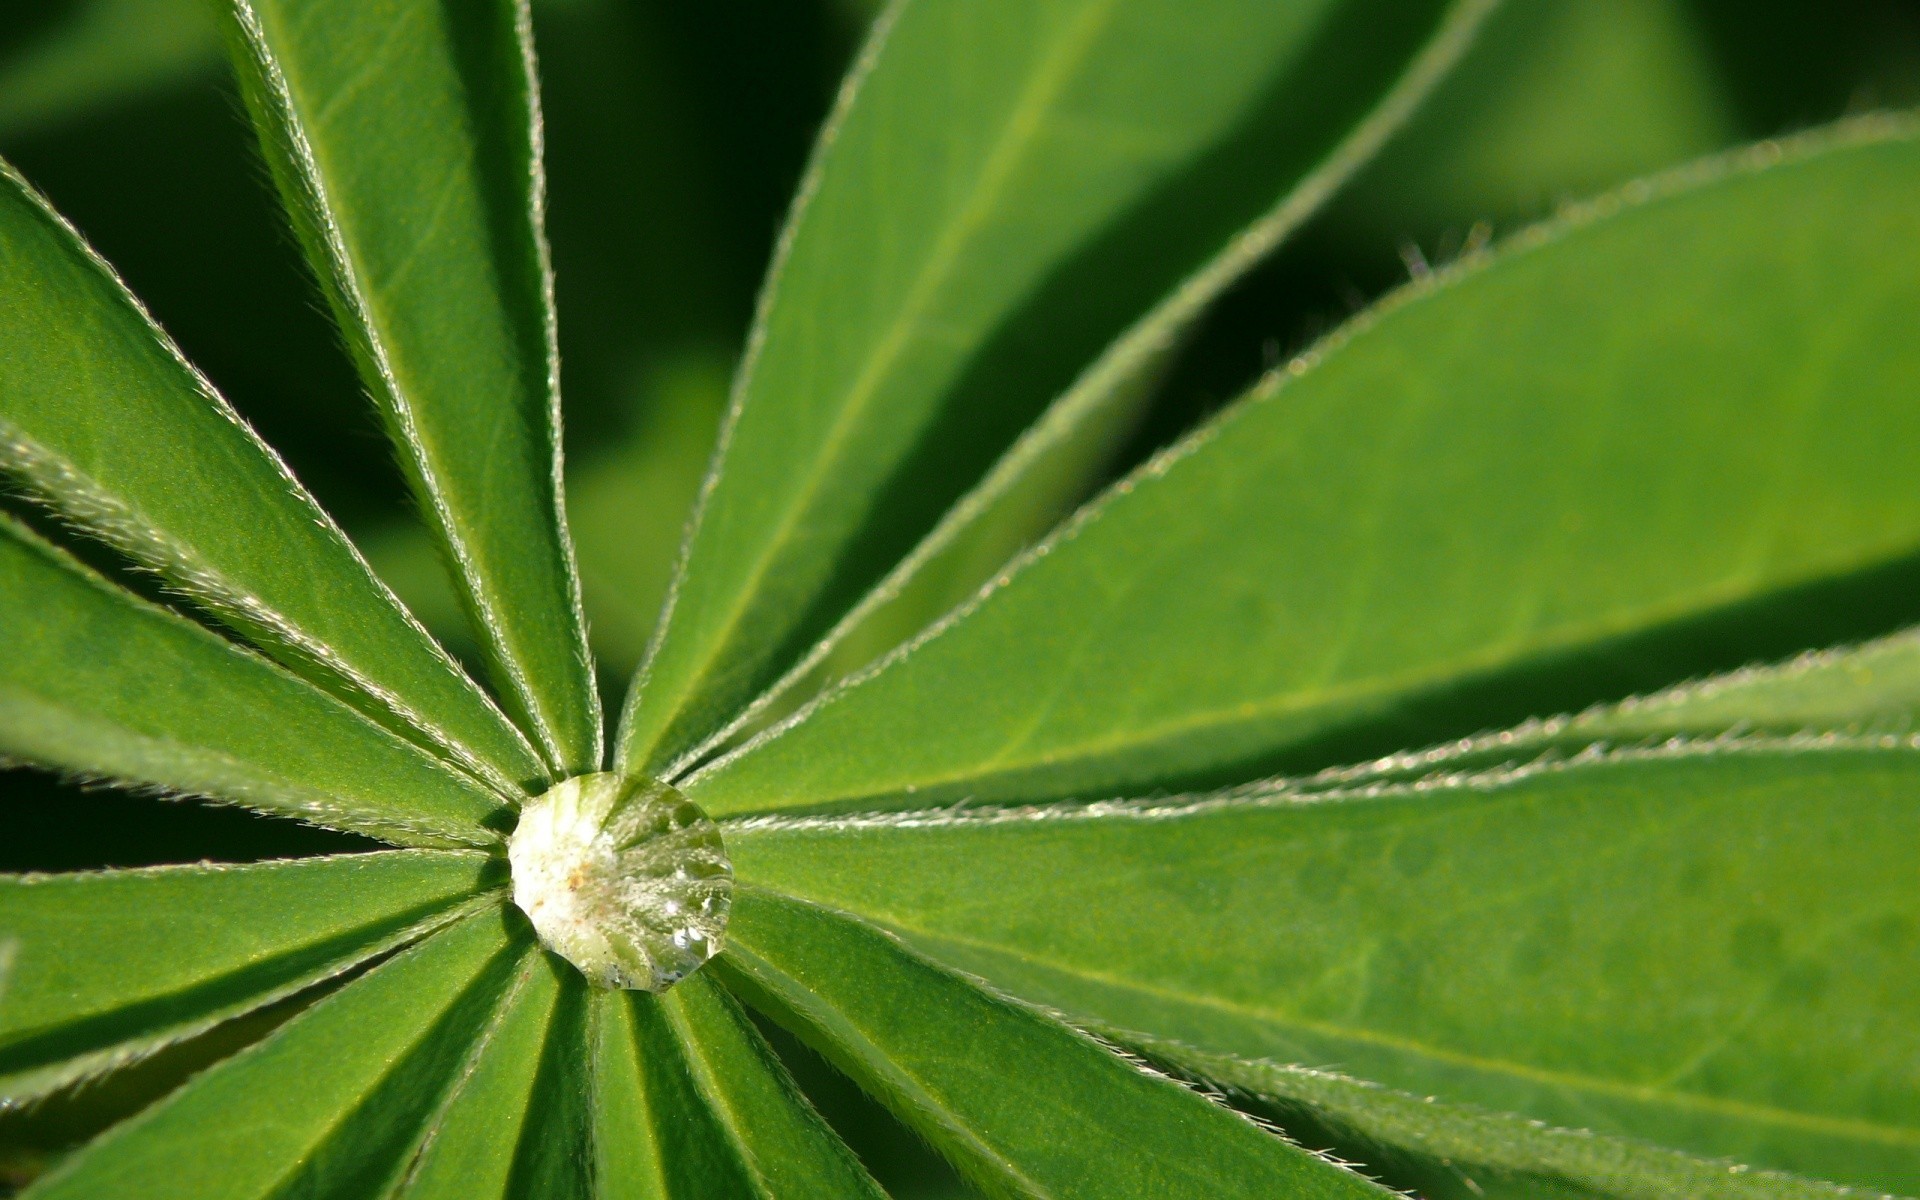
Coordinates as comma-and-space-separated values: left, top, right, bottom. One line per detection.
718, 887, 1389, 1200
382, 947, 562, 1200
0, 157, 540, 796
222, 0, 600, 775
686, 0, 1501, 764
619, 0, 1499, 775
0, 0, 221, 139
725, 743, 1920, 1193
689, 119, 1920, 814
0, 850, 494, 1102
21, 908, 521, 1200
592, 973, 886, 1199
0, 516, 509, 847
1319, 626, 1920, 787
1131, 1042, 1873, 1200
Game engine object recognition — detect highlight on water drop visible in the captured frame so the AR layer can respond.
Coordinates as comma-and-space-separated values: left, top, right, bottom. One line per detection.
507, 772, 732, 992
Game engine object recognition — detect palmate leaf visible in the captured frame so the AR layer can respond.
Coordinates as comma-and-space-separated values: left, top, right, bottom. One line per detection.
687, 118, 1920, 815
220, 0, 600, 775
720, 887, 1389, 1200
0, 157, 540, 796
724, 743, 1920, 1194
0, 851, 494, 1102
617, 0, 1498, 777
591, 975, 886, 1198
0, 515, 507, 848
21, 909, 521, 1200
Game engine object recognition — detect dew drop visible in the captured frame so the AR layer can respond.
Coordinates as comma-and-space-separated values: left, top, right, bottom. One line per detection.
507, 772, 732, 992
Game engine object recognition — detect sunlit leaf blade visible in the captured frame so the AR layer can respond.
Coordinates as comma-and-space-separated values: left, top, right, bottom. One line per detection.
383, 947, 558, 1200
20, 909, 520, 1200
0, 850, 494, 1102
690, 119, 1920, 814
620, 0, 1497, 776
725, 744, 1920, 1192
593, 974, 886, 1199
1130, 1041, 1874, 1200
718, 887, 1390, 1199
0, 157, 541, 796
1320, 626, 1920, 786
0, 515, 509, 847
222, 0, 601, 775
680, 0, 1500, 768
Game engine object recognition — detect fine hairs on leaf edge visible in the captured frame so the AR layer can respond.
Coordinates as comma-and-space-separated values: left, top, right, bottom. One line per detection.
659, 0, 1505, 781
0, 890, 500, 1106
0, 163, 537, 801
680, 110, 1920, 798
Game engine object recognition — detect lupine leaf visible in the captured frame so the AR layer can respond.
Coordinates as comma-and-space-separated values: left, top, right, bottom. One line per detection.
593, 973, 886, 1199
383, 947, 560, 1200
0, 0, 221, 139
618, 0, 1495, 776
0, 850, 494, 1102
688, 119, 1920, 814
1316, 626, 1920, 787
0, 516, 509, 847
679, 0, 1501, 761
221, 0, 600, 775
718, 887, 1390, 1200
1131, 1040, 1875, 1200
724, 744, 1920, 1193
21, 909, 521, 1200
0, 157, 541, 796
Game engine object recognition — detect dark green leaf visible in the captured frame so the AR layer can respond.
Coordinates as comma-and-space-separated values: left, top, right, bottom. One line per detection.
0, 0, 221, 139
0, 516, 509, 846
719, 887, 1389, 1199
0, 156, 540, 795
592, 973, 886, 1198
619, 0, 1496, 776
222, 0, 600, 774
20, 908, 522, 1200
726, 744, 1920, 1192
0, 850, 494, 1101
690, 120, 1920, 814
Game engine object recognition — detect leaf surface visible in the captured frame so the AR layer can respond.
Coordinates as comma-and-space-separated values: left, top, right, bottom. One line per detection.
592, 974, 886, 1199
1133, 1041, 1879, 1200
21, 909, 521, 1200
223, 0, 600, 774
0, 516, 509, 846
620, 0, 1493, 774
0, 850, 493, 1101
0, 157, 539, 795
719, 887, 1389, 1200
726, 744, 1920, 1192
691, 120, 1920, 813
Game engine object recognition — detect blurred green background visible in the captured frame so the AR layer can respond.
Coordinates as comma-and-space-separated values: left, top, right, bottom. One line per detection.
1, 0, 1916, 1193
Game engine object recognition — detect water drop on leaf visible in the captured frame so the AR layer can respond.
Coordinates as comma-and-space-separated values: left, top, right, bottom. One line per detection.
507, 772, 732, 991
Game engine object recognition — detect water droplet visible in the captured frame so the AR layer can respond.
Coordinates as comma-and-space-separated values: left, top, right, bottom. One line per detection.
507, 773, 732, 992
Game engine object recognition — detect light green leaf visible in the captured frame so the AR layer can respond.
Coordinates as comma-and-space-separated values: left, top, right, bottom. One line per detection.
222, 0, 600, 775
0, 516, 509, 847
1131, 1041, 1876, 1200
678, 0, 1502, 763
619, 0, 1498, 775
689, 119, 1920, 814
725, 743, 1920, 1193
718, 887, 1390, 1200
593, 973, 886, 1199
0, 850, 494, 1102
0, 157, 540, 796
21, 908, 521, 1200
